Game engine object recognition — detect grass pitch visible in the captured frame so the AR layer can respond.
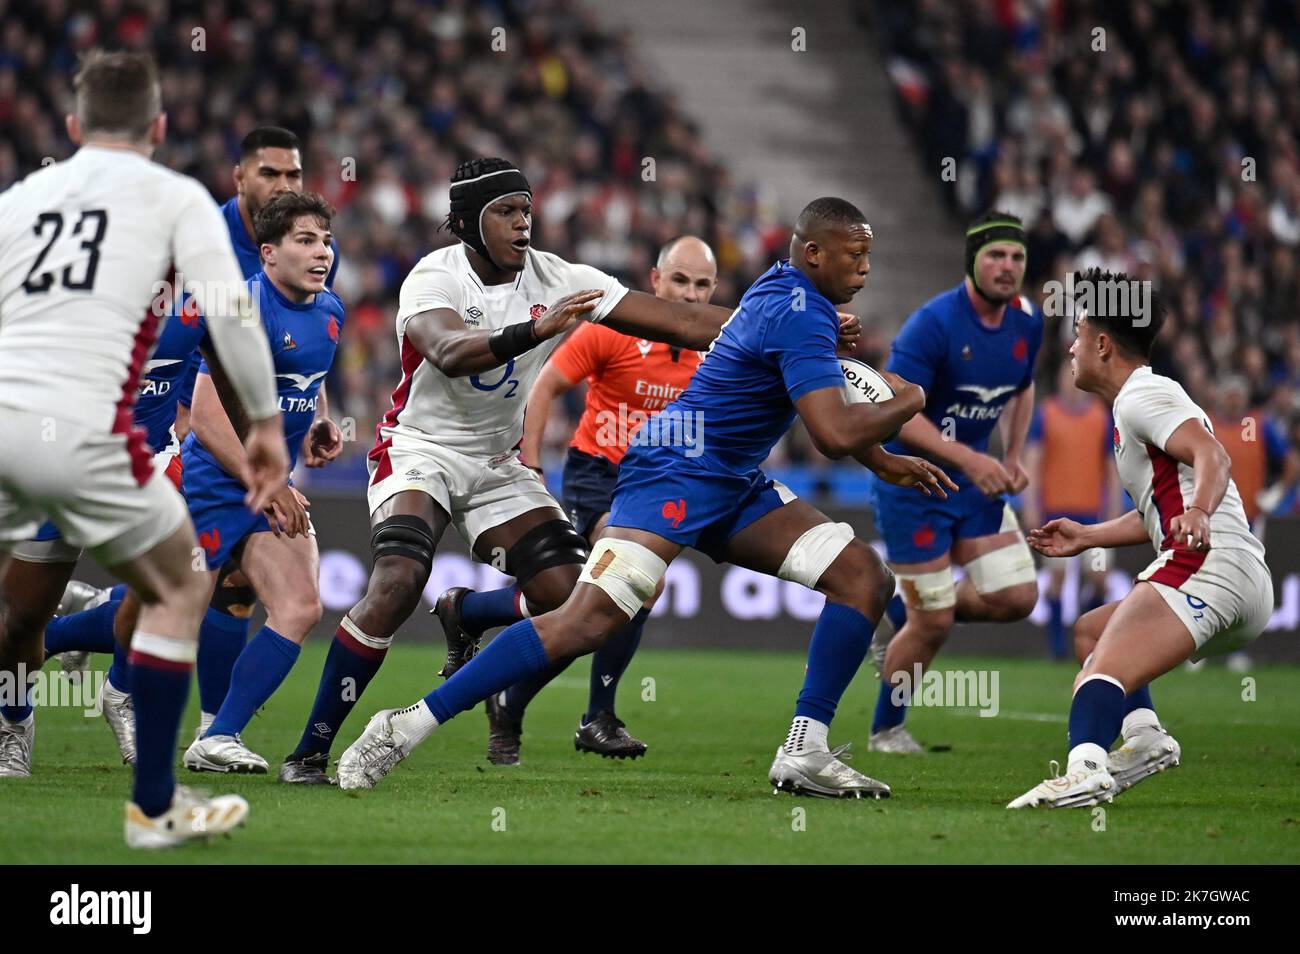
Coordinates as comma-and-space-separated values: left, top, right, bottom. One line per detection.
3, 643, 1298, 864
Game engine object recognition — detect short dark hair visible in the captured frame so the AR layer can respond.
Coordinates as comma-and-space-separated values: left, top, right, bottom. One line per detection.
239, 126, 302, 159
795, 197, 870, 236
254, 191, 334, 246
1075, 267, 1167, 359
73, 50, 161, 139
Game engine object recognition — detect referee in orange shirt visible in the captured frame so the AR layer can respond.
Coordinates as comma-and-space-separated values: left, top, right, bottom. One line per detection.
1023, 361, 1118, 659
436, 236, 718, 763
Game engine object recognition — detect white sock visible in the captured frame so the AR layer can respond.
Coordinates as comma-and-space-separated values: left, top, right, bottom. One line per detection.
1121, 707, 1161, 738
391, 699, 440, 746
783, 716, 829, 755
1067, 742, 1108, 774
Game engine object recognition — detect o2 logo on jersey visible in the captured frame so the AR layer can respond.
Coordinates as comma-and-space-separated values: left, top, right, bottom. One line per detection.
470, 358, 519, 398
1186, 594, 1207, 622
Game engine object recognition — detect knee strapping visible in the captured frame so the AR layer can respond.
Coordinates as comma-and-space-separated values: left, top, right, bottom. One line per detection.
577, 539, 667, 619
505, 519, 589, 585
778, 521, 854, 589
896, 566, 957, 611
962, 538, 1036, 594
370, 514, 436, 572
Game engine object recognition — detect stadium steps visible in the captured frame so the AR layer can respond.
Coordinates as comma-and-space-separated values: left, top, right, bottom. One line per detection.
595, 0, 960, 329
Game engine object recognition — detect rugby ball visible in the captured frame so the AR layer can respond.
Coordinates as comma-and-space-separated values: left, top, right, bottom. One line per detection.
840, 357, 895, 404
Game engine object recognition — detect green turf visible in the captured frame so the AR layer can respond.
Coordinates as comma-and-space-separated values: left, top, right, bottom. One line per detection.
3, 643, 1298, 864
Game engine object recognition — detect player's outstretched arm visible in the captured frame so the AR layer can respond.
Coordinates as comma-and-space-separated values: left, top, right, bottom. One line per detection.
1028, 510, 1147, 556
405, 291, 603, 377
602, 292, 733, 351
793, 381, 926, 460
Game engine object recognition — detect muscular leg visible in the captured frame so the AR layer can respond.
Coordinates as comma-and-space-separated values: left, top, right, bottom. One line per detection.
473, 506, 585, 724
1065, 583, 1192, 769
875, 529, 1037, 735
1072, 598, 1158, 738
726, 501, 892, 744
409, 527, 679, 729
194, 565, 257, 729
950, 529, 1038, 623
108, 523, 216, 816
0, 557, 76, 723
201, 530, 321, 741
287, 491, 447, 762
1045, 562, 1067, 659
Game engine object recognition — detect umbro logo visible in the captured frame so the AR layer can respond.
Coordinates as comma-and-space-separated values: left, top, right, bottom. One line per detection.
464, 306, 483, 327
313, 722, 332, 736
405, 469, 424, 480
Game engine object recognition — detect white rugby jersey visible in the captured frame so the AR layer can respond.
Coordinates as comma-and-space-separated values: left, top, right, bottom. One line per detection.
373, 243, 628, 459
1112, 366, 1265, 560
0, 145, 275, 432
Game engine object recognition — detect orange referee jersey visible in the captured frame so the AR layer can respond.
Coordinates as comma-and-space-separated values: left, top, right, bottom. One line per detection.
549, 321, 703, 466
1037, 395, 1111, 515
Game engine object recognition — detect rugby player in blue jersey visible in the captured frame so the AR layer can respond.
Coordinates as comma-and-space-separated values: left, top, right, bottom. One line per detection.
866, 212, 1043, 753
35, 128, 342, 760
178, 191, 345, 773
338, 197, 957, 796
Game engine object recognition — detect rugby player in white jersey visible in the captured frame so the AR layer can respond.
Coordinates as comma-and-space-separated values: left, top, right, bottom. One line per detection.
0, 51, 288, 847
1009, 269, 1273, 808
279, 157, 737, 782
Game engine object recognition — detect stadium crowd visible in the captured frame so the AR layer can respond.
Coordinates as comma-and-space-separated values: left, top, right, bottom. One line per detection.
0, 0, 795, 481
870, 0, 1300, 520
5, 0, 1300, 518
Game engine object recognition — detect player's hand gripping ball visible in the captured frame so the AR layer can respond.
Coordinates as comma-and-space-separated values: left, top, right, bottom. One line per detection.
840, 356, 900, 442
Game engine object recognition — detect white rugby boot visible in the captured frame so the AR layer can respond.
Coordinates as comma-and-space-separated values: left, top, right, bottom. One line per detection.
1007, 758, 1116, 809
97, 676, 137, 765
0, 714, 35, 778
1108, 726, 1181, 792
337, 709, 418, 790
769, 743, 891, 799
183, 733, 268, 774
50, 581, 109, 679
868, 724, 925, 754
193, 711, 215, 743
125, 784, 249, 849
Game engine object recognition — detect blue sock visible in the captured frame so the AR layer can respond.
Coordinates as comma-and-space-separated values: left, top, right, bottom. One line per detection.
585, 607, 649, 721
130, 648, 191, 817
196, 607, 250, 715
872, 677, 909, 733
795, 602, 876, 726
108, 643, 132, 693
43, 598, 121, 655
458, 587, 524, 636
424, 619, 549, 724
1068, 675, 1126, 751
885, 593, 906, 631
1, 692, 32, 723
291, 627, 388, 757
1047, 596, 1066, 659
1124, 684, 1154, 715
205, 626, 300, 738
502, 657, 571, 722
